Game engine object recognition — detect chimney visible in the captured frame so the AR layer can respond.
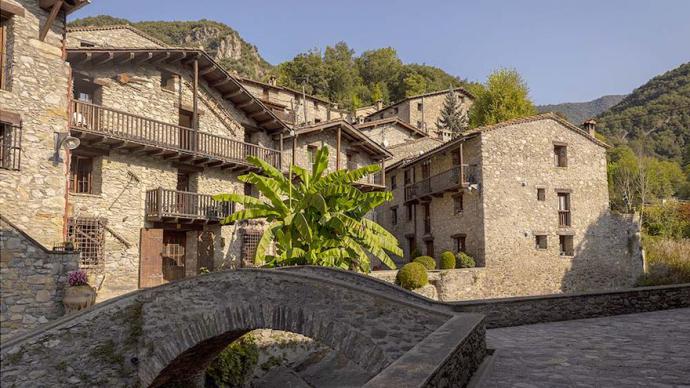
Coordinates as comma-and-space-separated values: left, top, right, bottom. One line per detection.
375, 99, 383, 111
583, 119, 597, 136
268, 75, 277, 86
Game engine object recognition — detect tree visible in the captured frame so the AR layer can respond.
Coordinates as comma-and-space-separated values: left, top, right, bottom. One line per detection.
214, 147, 402, 272
436, 88, 468, 138
468, 68, 537, 128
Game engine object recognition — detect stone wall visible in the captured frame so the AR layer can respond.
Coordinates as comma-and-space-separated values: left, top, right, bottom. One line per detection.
0, 0, 72, 248
0, 216, 80, 338
451, 283, 690, 328
356, 120, 422, 148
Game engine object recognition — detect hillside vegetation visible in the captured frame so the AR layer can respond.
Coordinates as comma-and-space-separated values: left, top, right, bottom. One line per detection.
596, 62, 690, 164
537, 95, 625, 125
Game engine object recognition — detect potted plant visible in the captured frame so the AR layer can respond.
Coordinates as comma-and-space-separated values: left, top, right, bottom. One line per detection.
63, 270, 96, 313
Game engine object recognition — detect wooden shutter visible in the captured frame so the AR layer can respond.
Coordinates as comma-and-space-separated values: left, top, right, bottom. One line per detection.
139, 228, 164, 288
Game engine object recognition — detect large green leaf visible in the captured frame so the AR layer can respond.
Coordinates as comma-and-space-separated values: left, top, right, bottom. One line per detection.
311, 146, 330, 182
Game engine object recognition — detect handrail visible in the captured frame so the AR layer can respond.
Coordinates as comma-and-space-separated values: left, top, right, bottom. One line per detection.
405, 166, 463, 201
145, 188, 233, 221
70, 100, 281, 169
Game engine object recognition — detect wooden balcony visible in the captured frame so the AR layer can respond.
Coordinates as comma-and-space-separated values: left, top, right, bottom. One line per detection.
404, 165, 475, 203
145, 188, 234, 224
353, 171, 385, 192
69, 100, 282, 171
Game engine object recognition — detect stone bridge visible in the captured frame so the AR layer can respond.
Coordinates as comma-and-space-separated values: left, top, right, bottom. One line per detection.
0, 267, 486, 387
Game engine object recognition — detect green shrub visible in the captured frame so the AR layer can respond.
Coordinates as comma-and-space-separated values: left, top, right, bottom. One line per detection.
410, 248, 422, 261
637, 236, 690, 286
395, 262, 428, 290
456, 252, 476, 268
206, 334, 259, 386
413, 256, 436, 270
440, 251, 456, 269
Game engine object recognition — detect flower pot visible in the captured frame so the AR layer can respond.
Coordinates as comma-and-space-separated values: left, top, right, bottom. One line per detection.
63, 285, 96, 314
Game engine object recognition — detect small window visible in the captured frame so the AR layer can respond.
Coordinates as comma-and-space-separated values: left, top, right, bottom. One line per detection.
67, 217, 106, 270
307, 145, 318, 169
535, 235, 547, 250
391, 206, 398, 226
70, 155, 94, 194
404, 169, 411, 185
161, 70, 176, 92
314, 118, 322, 123
452, 234, 466, 253
417, 102, 423, 111
406, 203, 414, 221
407, 236, 416, 257
393, 107, 399, 114
453, 193, 464, 214
559, 235, 574, 256
537, 188, 546, 201
391, 175, 397, 189
79, 40, 96, 48
425, 240, 434, 258
554, 144, 567, 167
558, 192, 571, 227
0, 122, 21, 171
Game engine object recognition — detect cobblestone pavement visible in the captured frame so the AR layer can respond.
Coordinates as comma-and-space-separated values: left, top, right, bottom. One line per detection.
483, 308, 690, 387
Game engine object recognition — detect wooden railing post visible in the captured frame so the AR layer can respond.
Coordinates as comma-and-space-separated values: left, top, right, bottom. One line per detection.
157, 187, 163, 216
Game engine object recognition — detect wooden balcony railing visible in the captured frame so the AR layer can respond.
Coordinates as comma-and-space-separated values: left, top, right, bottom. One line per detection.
70, 100, 282, 169
355, 171, 385, 190
404, 165, 473, 202
145, 188, 234, 223
558, 210, 571, 227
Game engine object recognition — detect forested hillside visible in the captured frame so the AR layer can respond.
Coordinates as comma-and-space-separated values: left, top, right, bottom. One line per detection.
537, 95, 625, 125
69, 16, 272, 79
68, 16, 472, 110
596, 62, 690, 164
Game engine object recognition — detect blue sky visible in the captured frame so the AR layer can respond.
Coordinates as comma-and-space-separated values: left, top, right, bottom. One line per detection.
70, 0, 690, 105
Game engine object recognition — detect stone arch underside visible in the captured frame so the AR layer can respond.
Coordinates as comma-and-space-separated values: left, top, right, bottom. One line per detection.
1, 268, 475, 387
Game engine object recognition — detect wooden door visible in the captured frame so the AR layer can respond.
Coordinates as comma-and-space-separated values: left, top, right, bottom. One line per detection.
162, 231, 186, 282
197, 230, 215, 272
176, 171, 191, 214
179, 108, 195, 151
139, 228, 164, 288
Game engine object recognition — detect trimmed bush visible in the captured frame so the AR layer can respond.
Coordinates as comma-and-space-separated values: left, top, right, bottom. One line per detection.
413, 255, 436, 270
440, 251, 456, 269
395, 262, 429, 290
456, 252, 476, 268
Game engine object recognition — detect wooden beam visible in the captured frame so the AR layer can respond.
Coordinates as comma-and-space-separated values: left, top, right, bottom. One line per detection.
192, 59, 198, 130
336, 126, 341, 170
92, 52, 114, 66
199, 65, 215, 76
39, 0, 62, 42
115, 53, 135, 65
223, 89, 243, 99
248, 111, 265, 119
0, 1, 25, 17
166, 52, 187, 64
181, 53, 201, 65
211, 78, 231, 88
134, 52, 153, 65
237, 100, 255, 109
75, 52, 91, 65
151, 52, 171, 64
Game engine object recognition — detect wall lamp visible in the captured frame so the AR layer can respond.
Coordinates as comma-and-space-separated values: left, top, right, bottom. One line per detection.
53, 132, 81, 163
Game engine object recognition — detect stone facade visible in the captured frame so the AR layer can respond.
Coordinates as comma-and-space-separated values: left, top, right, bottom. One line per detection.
0, 0, 72, 248
1, 216, 80, 338
365, 88, 474, 140
355, 117, 427, 149
379, 114, 643, 299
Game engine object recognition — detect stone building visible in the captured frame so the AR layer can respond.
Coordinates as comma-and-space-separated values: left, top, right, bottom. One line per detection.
364, 88, 474, 141
379, 113, 643, 297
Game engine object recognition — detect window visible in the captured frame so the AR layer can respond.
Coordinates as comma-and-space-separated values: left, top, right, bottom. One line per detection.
452, 148, 461, 166
417, 102, 423, 111
452, 234, 466, 252
425, 239, 434, 258
404, 169, 411, 185
391, 206, 398, 226
346, 152, 356, 171
554, 144, 567, 167
314, 101, 319, 111
393, 107, 399, 114
0, 122, 21, 170
421, 161, 430, 180
391, 174, 397, 189
535, 235, 547, 250
67, 217, 106, 269
244, 182, 256, 198
161, 70, 176, 92
559, 235, 574, 256
417, 120, 423, 129
406, 203, 414, 221
558, 192, 571, 227
307, 145, 318, 169
423, 202, 431, 234
70, 155, 94, 194
537, 188, 546, 201
314, 118, 321, 124
162, 231, 187, 282
242, 229, 263, 264
453, 193, 464, 214
1, 15, 9, 90
407, 236, 416, 257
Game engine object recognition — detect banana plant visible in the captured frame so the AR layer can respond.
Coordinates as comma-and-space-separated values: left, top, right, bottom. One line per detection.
213, 146, 401, 272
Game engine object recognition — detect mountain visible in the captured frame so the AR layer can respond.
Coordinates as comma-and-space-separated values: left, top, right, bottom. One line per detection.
537, 95, 626, 125
68, 16, 272, 79
596, 62, 690, 163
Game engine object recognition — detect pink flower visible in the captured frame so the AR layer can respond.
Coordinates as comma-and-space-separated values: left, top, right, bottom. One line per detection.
68, 270, 89, 287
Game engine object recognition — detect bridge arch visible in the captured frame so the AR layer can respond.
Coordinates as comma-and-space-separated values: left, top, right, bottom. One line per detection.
1, 268, 484, 387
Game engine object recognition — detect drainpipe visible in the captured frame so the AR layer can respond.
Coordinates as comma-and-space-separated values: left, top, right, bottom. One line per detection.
62, 12, 71, 241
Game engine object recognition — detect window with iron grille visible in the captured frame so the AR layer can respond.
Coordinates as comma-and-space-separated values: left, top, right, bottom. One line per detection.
0, 122, 21, 170
242, 229, 263, 264
70, 155, 94, 194
67, 217, 106, 269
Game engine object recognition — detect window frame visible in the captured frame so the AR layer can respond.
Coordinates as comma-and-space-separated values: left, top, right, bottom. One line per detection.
559, 235, 574, 256
554, 143, 568, 167
535, 235, 548, 250
453, 193, 464, 214
452, 234, 466, 253
160, 70, 176, 92
390, 174, 397, 190
69, 154, 95, 194
406, 203, 414, 222
537, 187, 546, 201
0, 121, 21, 170
391, 206, 398, 226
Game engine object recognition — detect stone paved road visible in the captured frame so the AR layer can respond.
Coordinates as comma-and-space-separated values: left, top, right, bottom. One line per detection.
483, 308, 690, 387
